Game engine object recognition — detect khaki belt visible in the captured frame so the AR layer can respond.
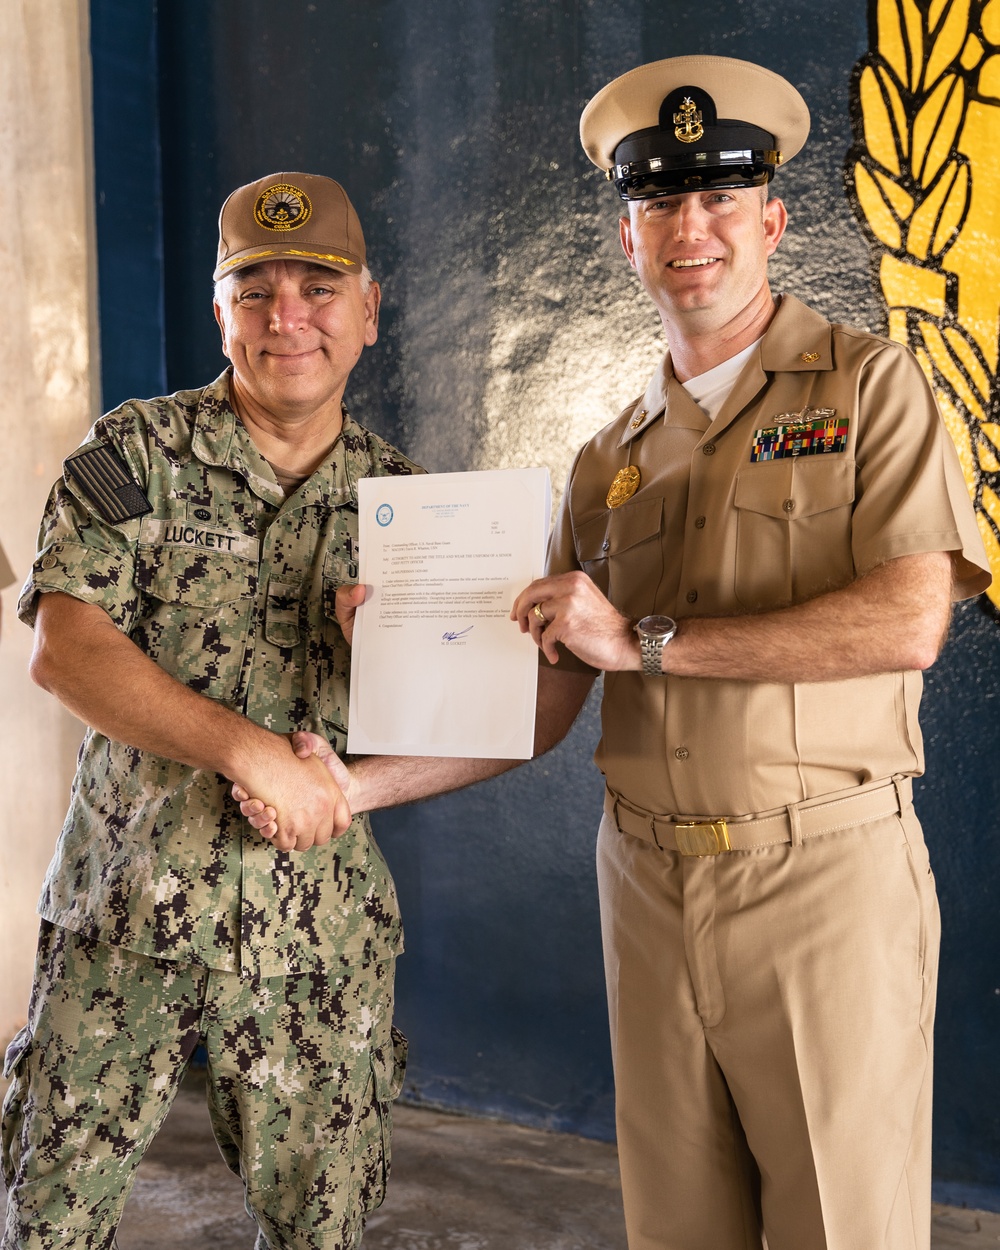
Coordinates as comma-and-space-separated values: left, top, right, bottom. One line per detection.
604, 776, 910, 856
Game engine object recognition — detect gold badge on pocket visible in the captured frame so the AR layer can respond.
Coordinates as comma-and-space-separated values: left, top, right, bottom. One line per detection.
607, 466, 640, 508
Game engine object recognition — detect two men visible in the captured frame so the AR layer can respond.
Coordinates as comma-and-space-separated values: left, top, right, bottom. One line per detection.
3, 173, 412, 1249
245, 56, 990, 1250
7, 53, 990, 1250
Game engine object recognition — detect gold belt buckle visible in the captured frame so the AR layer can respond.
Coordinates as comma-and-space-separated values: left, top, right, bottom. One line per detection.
675, 820, 731, 857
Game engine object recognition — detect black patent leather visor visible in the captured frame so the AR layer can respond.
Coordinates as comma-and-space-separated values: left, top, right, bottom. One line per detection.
611, 149, 779, 200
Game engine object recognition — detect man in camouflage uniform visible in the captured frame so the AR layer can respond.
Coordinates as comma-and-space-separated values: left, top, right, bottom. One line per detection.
2, 172, 418, 1250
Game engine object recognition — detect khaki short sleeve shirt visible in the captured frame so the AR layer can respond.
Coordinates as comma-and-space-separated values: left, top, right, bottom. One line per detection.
546, 296, 990, 817
19, 371, 423, 977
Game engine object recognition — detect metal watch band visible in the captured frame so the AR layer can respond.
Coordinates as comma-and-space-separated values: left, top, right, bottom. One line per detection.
639, 634, 666, 676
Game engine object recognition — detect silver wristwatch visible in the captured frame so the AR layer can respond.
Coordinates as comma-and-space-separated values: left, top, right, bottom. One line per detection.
635, 615, 677, 676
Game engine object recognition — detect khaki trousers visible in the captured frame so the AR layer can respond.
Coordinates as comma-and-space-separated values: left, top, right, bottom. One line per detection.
597, 794, 940, 1250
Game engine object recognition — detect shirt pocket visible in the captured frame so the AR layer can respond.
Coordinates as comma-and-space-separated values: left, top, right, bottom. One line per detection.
733, 457, 856, 610
574, 496, 664, 619
135, 545, 253, 703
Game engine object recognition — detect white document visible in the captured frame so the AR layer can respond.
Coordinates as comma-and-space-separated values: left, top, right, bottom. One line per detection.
347, 468, 551, 759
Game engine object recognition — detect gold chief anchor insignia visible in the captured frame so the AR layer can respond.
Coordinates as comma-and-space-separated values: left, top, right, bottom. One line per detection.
673, 98, 704, 145
607, 466, 641, 508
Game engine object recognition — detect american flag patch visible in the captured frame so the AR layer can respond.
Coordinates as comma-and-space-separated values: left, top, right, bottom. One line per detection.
750, 412, 848, 462
64, 440, 152, 523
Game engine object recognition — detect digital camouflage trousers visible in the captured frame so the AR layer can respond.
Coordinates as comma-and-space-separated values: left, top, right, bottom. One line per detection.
2, 921, 405, 1250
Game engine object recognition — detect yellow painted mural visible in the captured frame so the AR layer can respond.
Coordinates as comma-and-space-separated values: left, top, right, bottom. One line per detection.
847, 0, 1000, 611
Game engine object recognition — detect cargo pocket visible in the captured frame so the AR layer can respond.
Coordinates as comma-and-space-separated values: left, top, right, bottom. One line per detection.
1, 1025, 31, 1189
348, 1025, 409, 1224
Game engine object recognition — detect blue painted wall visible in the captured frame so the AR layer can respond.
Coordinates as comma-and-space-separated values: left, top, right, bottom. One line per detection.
90, 0, 166, 408
90, 0, 1000, 1206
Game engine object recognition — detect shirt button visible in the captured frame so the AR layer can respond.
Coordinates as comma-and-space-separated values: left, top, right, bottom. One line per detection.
694, 516, 706, 529
686, 590, 698, 603
674, 746, 690, 761
783, 498, 795, 513
602, 539, 610, 552
702, 443, 716, 456
41, 554, 57, 569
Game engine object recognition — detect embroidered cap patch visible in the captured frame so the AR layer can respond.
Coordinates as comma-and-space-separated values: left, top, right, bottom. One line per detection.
750, 411, 848, 462
254, 182, 312, 232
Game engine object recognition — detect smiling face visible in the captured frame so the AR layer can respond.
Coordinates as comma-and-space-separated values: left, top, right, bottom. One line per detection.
619, 186, 787, 345
213, 259, 379, 428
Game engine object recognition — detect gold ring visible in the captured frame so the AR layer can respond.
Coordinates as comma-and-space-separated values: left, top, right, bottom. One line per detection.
533, 603, 547, 624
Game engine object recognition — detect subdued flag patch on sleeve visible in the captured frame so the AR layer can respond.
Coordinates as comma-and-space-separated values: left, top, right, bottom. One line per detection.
64, 440, 153, 524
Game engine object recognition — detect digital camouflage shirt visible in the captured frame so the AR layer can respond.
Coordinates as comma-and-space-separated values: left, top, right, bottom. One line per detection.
18, 371, 422, 979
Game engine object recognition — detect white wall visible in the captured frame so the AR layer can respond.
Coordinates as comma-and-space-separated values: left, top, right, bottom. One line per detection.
0, 0, 97, 1056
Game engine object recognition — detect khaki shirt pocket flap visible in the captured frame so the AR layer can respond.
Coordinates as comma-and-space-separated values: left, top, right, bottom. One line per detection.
575, 496, 663, 561
735, 458, 856, 520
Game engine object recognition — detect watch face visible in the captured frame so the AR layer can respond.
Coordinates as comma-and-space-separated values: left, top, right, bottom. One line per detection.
637, 615, 676, 637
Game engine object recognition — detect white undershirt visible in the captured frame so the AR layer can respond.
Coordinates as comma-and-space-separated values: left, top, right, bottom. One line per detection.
681, 338, 762, 422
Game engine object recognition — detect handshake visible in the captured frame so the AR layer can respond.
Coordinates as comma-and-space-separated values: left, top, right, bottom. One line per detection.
231, 730, 354, 853
229, 581, 365, 852
227, 566, 627, 853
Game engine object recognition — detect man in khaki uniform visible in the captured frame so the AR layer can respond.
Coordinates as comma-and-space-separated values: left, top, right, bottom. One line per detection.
237, 58, 990, 1250
3, 173, 418, 1250
530, 56, 990, 1249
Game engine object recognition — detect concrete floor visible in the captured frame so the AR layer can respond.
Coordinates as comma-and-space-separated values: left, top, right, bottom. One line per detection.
3, 1077, 999, 1248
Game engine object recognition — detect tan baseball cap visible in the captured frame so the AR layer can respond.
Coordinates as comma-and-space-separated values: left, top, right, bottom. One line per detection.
580, 56, 809, 200
214, 171, 367, 281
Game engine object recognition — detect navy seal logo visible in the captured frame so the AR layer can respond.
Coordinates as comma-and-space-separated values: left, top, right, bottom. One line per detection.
254, 183, 313, 231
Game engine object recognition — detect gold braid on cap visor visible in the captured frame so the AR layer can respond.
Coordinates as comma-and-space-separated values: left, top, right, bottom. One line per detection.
217, 249, 357, 274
